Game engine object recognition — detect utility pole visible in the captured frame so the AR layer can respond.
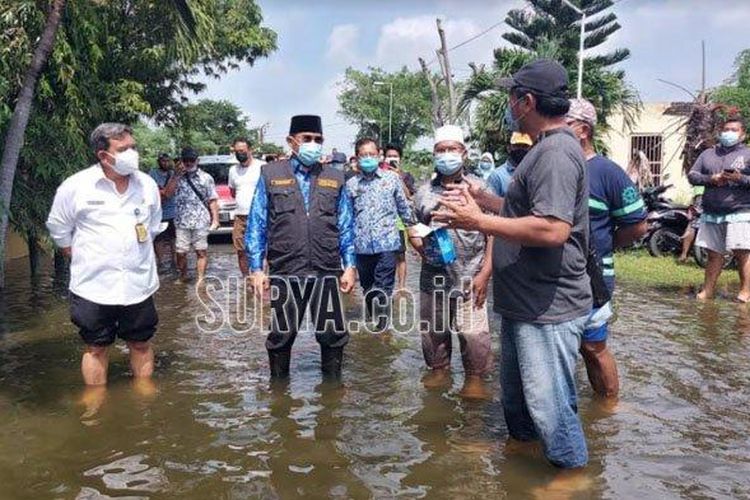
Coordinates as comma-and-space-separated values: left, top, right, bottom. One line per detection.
258, 122, 270, 144
700, 40, 707, 103
561, 0, 586, 99
436, 18, 457, 123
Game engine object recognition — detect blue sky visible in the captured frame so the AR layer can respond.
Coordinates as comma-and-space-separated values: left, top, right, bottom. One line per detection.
199, 0, 750, 153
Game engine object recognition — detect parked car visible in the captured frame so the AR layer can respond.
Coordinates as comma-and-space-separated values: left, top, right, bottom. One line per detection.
198, 155, 238, 235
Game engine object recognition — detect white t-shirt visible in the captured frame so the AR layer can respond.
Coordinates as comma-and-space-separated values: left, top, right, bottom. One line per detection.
228, 159, 265, 216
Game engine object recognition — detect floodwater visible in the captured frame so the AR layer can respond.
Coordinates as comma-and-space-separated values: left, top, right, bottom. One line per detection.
0, 244, 749, 499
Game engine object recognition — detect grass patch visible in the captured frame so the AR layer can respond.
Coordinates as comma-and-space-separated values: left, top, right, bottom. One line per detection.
614, 249, 740, 289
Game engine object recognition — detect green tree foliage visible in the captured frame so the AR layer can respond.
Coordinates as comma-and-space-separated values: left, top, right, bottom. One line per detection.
338, 67, 438, 149
171, 99, 252, 154
712, 49, 750, 122
0, 0, 276, 264
462, 0, 640, 154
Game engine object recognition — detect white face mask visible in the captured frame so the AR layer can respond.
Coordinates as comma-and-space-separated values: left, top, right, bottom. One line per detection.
106, 148, 139, 176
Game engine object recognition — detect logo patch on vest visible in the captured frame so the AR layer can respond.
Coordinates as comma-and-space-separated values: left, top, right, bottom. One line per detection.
318, 179, 339, 189
270, 178, 295, 187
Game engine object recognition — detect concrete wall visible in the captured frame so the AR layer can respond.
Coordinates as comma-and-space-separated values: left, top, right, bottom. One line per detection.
602, 102, 691, 202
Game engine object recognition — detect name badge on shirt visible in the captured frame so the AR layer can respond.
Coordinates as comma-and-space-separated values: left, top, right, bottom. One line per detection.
271, 178, 294, 187
318, 178, 339, 189
135, 223, 148, 243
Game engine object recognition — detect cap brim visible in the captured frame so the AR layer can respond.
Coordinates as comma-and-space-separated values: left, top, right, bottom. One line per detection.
495, 76, 516, 89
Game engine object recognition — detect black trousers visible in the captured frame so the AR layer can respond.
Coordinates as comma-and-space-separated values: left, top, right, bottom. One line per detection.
266, 275, 349, 352
356, 252, 397, 320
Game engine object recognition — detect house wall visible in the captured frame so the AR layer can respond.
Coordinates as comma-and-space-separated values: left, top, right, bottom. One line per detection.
602, 102, 692, 203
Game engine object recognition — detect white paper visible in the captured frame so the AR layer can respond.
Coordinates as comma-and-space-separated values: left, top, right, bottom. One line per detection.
410, 223, 434, 238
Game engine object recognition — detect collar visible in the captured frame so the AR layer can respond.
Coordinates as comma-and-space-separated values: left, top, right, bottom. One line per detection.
95, 163, 141, 187
291, 156, 320, 175
362, 168, 384, 179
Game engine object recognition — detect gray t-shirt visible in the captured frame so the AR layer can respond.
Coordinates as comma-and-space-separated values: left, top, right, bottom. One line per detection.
492, 127, 592, 323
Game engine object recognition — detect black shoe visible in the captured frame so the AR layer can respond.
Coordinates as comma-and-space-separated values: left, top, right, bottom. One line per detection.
268, 349, 291, 379
320, 347, 343, 380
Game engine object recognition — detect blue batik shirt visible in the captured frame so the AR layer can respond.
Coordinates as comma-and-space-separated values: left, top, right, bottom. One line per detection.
245, 157, 356, 272
345, 169, 416, 255
587, 155, 647, 291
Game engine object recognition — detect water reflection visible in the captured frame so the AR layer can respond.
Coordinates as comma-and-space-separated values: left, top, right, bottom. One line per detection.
1, 246, 750, 498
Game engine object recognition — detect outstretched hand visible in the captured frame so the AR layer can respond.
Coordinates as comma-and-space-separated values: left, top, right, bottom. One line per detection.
432, 183, 485, 231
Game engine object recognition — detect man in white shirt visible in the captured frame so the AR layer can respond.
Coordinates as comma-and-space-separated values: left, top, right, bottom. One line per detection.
46, 123, 162, 386
228, 137, 264, 276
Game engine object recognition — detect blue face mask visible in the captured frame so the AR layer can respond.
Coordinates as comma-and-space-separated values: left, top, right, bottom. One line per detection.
297, 141, 323, 166
359, 157, 379, 173
434, 152, 463, 176
504, 106, 519, 132
478, 161, 493, 171
719, 131, 741, 148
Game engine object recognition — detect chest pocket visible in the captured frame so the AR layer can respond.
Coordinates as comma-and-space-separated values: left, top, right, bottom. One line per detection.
270, 188, 297, 214
317, 188, 339, 216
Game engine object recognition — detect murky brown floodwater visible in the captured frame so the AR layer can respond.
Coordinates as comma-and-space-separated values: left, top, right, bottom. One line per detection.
1, 243, 749, 499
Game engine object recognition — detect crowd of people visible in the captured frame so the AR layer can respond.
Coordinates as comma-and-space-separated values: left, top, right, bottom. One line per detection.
44, 58, 750, 471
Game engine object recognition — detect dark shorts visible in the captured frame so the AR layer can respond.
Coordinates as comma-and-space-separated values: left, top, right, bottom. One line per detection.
70, 293, 159, 346
154, 219, 176, 243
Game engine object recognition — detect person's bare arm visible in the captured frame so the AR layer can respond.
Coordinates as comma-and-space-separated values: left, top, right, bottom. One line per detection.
209, 199, 219, 230
432, 184, 571, 247
614, 220, 648, 249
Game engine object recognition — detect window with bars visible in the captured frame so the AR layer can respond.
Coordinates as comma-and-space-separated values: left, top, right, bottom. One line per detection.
630, 134, 664, 185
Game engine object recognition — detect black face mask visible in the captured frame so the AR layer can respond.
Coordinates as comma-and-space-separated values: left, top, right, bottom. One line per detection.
508, 148, 528, 166
236, 152, 249, 163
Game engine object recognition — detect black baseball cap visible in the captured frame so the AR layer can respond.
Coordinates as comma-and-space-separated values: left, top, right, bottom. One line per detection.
157, 152, 171, 160
496, 59, 569, 97
180, 147, 199, 160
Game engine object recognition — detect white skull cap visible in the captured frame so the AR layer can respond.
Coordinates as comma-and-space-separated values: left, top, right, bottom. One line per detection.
434, 124, 465, 146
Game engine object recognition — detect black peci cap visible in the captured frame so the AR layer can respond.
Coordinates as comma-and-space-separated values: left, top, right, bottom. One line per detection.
289, 115, 323, 135
496, 59, 569, 97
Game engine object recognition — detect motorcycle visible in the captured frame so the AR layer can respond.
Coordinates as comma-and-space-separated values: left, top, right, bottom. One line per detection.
642, 184, 735, 268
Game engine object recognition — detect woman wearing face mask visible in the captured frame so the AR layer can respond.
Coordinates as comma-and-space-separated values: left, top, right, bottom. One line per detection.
408, 125, 494, 399
477, 152, 495, 179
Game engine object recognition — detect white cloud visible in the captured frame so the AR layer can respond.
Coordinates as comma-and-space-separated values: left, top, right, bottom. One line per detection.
326, 24, 361, 65
374, 15, 500, 72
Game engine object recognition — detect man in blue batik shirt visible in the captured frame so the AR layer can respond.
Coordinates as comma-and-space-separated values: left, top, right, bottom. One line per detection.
566, 98, 648, 398
246, 115, 356, 381
345, 137, 418, 332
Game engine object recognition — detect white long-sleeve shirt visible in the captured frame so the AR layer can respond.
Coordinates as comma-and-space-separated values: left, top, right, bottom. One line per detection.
46, 165, 162, 305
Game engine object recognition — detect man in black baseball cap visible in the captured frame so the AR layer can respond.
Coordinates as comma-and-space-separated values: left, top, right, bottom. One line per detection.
495, 58, 570, 97
432, 58, 593, 469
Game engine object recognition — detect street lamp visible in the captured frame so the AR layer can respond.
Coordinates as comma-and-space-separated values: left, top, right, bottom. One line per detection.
373, 80, 393, 143
561, 0, 586, 99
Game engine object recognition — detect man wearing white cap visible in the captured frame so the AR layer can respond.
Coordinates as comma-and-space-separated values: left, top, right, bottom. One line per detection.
566, 98, 647, 398
408, 125, 494, 399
